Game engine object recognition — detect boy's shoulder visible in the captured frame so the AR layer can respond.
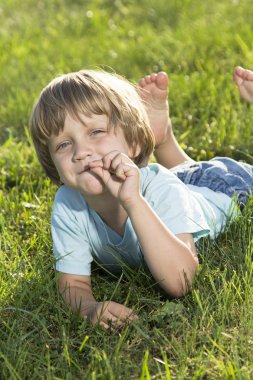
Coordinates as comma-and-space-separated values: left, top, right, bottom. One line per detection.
54, 184, 79, 198
142, 162, 182, 177
53, 185, 88, 215
140, 163, 193, 203
141, 163, 187, 188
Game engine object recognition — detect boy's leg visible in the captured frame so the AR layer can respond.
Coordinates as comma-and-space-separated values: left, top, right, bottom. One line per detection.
233, 66, 253, 103
137, 72, 194, 169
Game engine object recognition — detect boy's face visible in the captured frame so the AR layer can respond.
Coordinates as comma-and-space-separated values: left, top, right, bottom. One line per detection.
48, 113, 136, 196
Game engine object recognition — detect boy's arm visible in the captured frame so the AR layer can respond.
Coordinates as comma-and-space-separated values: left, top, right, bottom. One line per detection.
125, 197, 199, 297
89, 151, 199, 298
59, 273, 138, 328
129, 199, 198, 297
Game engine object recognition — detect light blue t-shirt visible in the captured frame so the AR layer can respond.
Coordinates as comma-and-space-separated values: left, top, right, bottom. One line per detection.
51, 163, 237, 276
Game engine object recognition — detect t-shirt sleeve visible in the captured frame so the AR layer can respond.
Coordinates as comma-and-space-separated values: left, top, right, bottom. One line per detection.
51, 190, 93, 276
144, 166, 210, 241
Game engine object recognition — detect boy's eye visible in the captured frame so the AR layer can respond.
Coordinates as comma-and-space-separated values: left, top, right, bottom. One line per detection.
57, 141, 71, 151
91, 129, 106, 136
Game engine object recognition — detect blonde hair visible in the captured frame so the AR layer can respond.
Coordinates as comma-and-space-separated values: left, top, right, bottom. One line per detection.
30, 69, 155, 184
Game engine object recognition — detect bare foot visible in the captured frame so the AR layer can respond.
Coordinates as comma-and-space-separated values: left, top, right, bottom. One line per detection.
137, 72, 172, 147
233, 66, 253, 103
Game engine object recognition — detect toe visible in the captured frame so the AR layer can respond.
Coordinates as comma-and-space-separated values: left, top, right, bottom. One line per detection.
156, 71, 169, 90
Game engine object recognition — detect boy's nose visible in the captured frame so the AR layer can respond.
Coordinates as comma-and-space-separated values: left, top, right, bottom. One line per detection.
73, 141, 92, 161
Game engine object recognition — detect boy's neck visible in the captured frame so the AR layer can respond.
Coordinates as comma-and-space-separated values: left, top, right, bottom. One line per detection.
85, 194, 128, 236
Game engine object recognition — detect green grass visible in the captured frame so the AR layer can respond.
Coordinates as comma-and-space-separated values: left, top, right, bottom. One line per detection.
0, 0, 253, 378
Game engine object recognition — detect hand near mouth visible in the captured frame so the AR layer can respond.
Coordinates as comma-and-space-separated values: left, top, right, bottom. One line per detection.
87, 151, 141, 208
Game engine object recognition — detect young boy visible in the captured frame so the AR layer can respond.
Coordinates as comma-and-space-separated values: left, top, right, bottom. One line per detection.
30, 66, 253, 329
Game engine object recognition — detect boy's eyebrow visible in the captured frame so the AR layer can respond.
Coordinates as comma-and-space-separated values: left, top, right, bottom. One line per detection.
79, 117, 109, 130
48, 131, 66, 146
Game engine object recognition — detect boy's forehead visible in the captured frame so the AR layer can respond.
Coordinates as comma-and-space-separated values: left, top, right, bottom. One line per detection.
64, 112, 109, 127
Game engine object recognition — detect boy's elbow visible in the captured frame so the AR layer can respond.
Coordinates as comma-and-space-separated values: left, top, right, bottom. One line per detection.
166, 255, 199, 298
181, 254, 199, 296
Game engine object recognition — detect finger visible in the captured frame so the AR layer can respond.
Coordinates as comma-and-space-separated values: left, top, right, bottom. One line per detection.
98, 311, 126, 329
100, 150, 121, 170
113, 162, 138, 180
105, 315, 125, 327
102, 151, 131, 171
89, 160, 121, 179
88, 165, 112, 185
108, 304, 139, 321
127, 312, 139, 321
88, 159, 104, 169
96, 304, 139, 330
113, 312, 139, 322
99, 320, 124, 331
98, 320, 111, 330
88, 152, 133, 176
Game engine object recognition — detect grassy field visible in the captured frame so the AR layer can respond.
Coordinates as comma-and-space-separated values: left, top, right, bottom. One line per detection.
0, 0, 253, 378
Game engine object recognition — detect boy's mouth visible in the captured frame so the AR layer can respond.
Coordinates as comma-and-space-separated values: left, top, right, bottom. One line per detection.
78, 165, 90, 175
78, 166, 116, 176
84, 165, 90, 172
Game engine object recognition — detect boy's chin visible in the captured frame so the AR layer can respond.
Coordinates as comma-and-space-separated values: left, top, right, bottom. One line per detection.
77, 178, 106, 196
82, 186, 106, 196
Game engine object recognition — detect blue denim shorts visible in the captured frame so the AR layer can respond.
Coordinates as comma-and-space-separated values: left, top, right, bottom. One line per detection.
171, 157, 253, 205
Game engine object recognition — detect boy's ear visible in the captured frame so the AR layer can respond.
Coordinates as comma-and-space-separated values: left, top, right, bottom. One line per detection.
128, 143, 141, 159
